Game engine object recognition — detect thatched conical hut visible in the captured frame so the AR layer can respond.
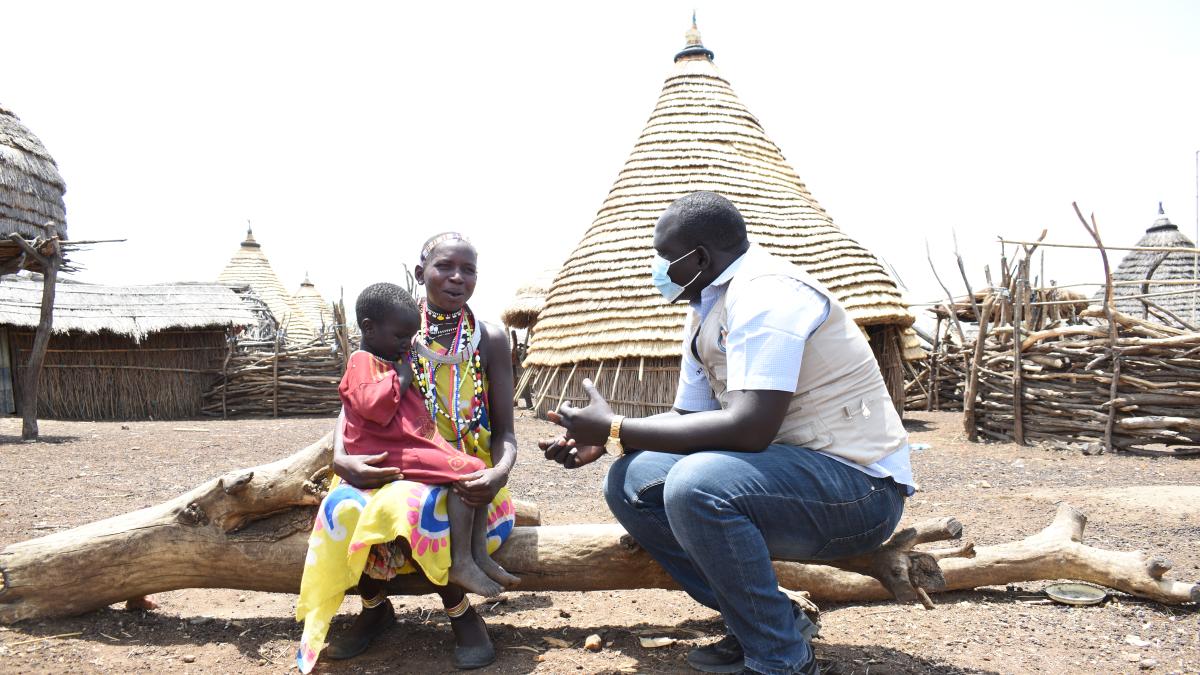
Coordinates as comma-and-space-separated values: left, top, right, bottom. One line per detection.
293, 274, 333, 337
0, 104, 66, 273
1102, 204, 1199, 325
501, 268, 557, 331
522, 23, 914, 418
217, 226, 313, 344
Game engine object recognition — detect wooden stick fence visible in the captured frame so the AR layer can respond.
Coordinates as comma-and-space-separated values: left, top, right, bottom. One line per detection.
921, 205, 1200, 455
200, 301, 354, 418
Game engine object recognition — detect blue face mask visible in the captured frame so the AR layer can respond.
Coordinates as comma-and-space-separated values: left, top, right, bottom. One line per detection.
650, 248, 701, 303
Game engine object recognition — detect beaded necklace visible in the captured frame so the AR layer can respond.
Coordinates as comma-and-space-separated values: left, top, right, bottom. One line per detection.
425, 306, 464, 335
412, 299, 486, 450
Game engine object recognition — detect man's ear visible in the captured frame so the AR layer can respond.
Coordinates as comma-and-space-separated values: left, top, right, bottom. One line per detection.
694, 245, 711, 270
413, 265, 426, 285
360, 317, 374, 335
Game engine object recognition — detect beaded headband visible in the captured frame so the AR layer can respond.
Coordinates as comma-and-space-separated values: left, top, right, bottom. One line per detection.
420, 232, 471, 263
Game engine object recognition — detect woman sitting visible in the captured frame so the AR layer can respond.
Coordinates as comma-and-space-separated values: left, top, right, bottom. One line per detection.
296, 233, 518, 671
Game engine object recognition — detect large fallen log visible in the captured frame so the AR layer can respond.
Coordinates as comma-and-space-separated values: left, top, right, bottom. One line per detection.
0, 435, 1194, 623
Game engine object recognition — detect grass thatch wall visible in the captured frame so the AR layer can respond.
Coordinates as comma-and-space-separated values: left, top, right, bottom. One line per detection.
7, 329, 226, 420
525, 327, 907, 421
529, 357, 682, 420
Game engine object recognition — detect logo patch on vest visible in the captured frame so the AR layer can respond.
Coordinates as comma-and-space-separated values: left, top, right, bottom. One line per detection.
717, 324, 728, 353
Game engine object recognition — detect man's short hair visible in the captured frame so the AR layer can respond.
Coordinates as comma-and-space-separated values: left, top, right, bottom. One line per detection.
356, 282, 418, 329
665, 191, 748, 252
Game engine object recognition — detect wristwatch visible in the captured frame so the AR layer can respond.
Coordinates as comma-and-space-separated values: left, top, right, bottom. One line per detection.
605, 415, 626, 457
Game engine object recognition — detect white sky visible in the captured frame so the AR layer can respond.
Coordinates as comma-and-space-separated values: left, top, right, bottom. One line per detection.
3, 1, 1198, 328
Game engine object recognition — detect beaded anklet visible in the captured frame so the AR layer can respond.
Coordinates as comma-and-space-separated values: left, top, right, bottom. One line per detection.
361, 592, 388, 610
445, 596, 471, 619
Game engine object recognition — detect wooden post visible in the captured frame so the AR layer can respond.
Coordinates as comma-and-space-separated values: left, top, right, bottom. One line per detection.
220, 335, 233, 420
333, 300, 351, 375
1105, 354, 1122, 452
963, 296, 996, 441
532, 365, 559, 414
554, 362, 579, 411
1072, 203, 1121, 453
272, 334, 280, 419
610, 359, 624, 399
927, 317, 942, 412
1012, 265, 1026, 445
14, 228, 60, 441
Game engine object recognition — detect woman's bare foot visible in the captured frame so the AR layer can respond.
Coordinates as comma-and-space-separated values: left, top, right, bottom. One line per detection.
448, 561, 505, 598
475, 554, 520, 588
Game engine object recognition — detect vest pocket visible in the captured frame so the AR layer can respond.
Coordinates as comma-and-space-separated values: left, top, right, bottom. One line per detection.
815, 395, 906, 465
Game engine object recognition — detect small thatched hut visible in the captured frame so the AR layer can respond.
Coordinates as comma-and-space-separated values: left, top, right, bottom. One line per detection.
1103, 205, 1199, 324
0, 103, 66, 273
0, 276, 261, 419
217, 227, 313, 343
522, 23, 915, 418
293, 275, 333, 338
501, 268, 557, 331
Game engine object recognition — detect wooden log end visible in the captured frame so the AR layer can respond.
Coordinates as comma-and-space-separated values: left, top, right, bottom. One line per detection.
1147, 557, 1173, 580
906, 517, 963, 547
512, 499, 541, 527
916, 587, 935, 610
220, 471, 254, 495
1049, 502, 1087, 542
927, 541, 976, 561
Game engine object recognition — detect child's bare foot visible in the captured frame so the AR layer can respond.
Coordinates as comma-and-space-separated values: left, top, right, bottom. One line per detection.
469, 505, 518, 587
475, 555, 520, 588
448, 562, 505, 598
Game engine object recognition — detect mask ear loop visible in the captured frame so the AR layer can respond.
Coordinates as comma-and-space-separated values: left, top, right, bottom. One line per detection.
677, 268, 703, 293
671, 248, 703, 292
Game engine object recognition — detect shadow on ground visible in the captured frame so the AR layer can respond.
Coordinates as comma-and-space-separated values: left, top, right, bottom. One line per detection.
3, 604, 1000, 674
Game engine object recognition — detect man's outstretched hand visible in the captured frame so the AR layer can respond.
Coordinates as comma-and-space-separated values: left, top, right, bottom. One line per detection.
541, 378, 614, 469
539, 434, 606, 469
548, 378, 613, 447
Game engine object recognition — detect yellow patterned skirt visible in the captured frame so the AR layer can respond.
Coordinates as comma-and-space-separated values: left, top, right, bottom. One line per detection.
295, 478, 514, 672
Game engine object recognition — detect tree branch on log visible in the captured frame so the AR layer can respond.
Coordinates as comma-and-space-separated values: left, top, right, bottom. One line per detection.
0, 439, 1194, 624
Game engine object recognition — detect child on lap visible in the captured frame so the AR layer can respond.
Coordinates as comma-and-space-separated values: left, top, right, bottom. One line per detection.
341, 282, 518, 597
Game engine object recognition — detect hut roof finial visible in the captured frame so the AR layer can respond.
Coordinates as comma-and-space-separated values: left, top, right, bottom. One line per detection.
241, 220, 260, 248
675, 12, 715, 62
1148, 202, 1176, 232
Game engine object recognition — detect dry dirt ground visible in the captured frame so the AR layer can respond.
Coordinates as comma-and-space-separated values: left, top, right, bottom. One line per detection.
0, 410, 1197, 674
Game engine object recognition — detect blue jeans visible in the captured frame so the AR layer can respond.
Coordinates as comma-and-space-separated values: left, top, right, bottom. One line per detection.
604, 445, 905, 675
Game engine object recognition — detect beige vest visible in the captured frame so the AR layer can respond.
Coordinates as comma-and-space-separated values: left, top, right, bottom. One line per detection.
691, 248, 907, 465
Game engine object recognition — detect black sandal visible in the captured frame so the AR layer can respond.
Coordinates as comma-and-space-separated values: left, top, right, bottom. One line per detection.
325, 599, 396, 660
449, 606, 496, 670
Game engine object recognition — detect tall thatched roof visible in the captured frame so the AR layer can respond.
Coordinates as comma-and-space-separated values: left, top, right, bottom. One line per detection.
1104, 205, 1199, 321
501, 268, 557, 330
525, 24, 913, 367
216, 226, 314, 343
0, 104, 66, 241
293, 274, 333, 335
0, 275, 258, 340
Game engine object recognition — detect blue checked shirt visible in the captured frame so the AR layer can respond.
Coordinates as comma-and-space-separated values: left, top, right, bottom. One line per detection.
672, 247, 917, 492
